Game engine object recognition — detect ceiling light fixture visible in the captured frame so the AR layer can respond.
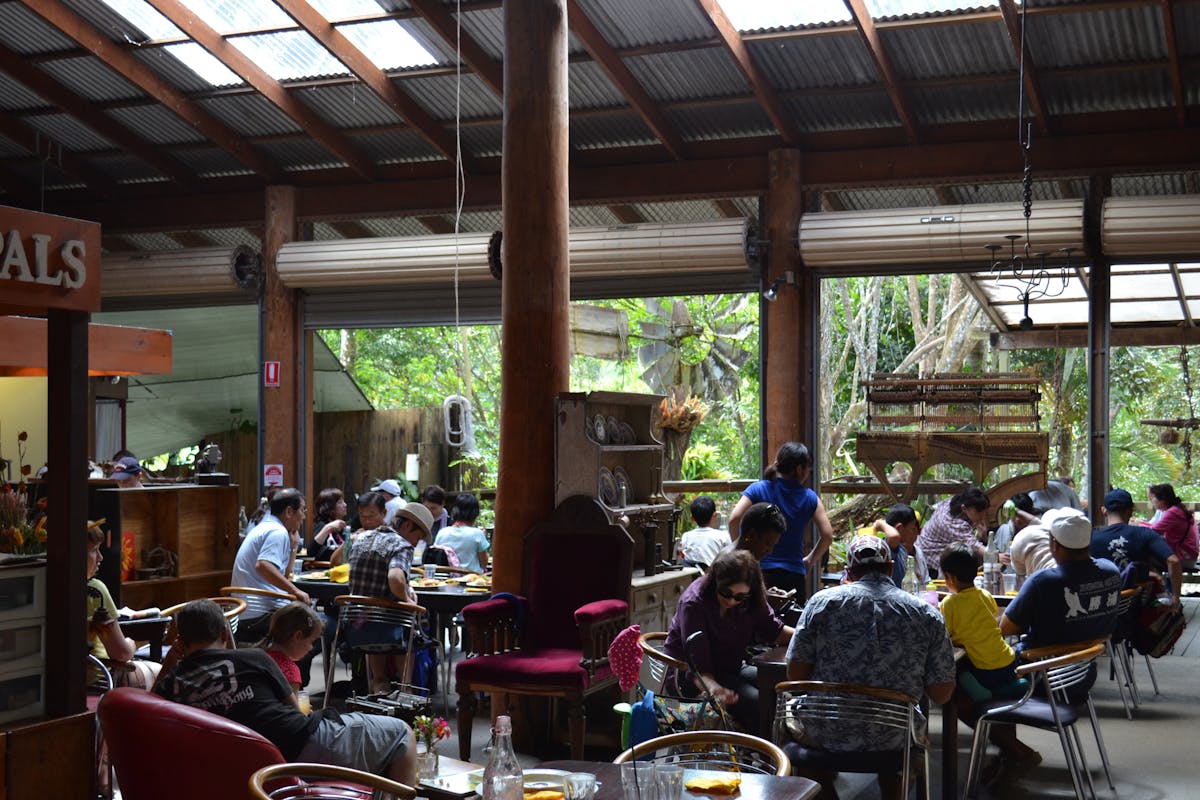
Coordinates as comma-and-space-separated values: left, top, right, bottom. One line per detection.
984, 1, 1079, 331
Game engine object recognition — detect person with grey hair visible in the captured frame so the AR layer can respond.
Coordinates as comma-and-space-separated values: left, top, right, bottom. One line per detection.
155, 599, 417, 785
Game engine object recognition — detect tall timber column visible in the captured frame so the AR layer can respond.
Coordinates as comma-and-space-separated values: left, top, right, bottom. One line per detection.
261, 186, 304, 496
493, 0, 570, 593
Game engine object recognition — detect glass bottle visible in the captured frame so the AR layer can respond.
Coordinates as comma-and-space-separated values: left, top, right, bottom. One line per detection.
901, 555, 919, 596
482, 715, 523, 800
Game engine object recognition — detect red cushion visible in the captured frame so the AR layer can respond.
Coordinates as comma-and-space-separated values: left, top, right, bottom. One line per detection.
98, 688, 284, 800
575, 599, 627, 626
456, 649, 614, 692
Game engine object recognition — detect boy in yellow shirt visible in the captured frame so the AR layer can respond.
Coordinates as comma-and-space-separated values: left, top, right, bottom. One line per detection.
939, 543, 1020, 702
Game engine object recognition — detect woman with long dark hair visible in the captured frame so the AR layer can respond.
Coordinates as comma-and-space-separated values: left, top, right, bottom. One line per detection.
727, 441, 834, 598
1148, 483, 1198, 568
661, 549, 793, 734
916, 486, 989, 574
306, 487, 348, 561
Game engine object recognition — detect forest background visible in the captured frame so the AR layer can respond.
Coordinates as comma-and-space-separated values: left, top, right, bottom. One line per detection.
318, 273, 1198, 526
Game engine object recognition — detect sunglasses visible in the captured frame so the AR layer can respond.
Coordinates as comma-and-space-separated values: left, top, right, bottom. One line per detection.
717, 587, 752, 603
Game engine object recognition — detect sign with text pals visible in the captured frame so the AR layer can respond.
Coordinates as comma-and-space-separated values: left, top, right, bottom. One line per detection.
0, 205, 101, 314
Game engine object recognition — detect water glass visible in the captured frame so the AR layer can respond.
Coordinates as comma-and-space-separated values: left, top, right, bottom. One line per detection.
655, 765, 683, 800
1003, 571, 1017, 595
565, 773, 598, 800
620, 762, 658, 800
297, 690, 311, 715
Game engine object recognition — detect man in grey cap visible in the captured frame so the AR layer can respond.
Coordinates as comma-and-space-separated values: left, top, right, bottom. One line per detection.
347, 501, 434, 692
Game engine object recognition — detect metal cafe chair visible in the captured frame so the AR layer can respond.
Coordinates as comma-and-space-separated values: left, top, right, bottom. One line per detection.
614, 730, 791, 776
249, 763, 417, 800
162, 595, 247, 645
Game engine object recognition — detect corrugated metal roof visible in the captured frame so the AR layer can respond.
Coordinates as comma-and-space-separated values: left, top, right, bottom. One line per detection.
456, 5, 505, 61
457, 209, 502, 233
170, 146, 258, 178
120, 232, 184, 250
5, 159, 80, 189
197, 94, 304, 136
570, 111, 657, 150
1041, 68, 1174, 115
882, 18, 1013, 80
570, 205, 621, 226
625, 49, 750, 101
257, 138, 347, 172
568, 60, 630, 109
0, 138, 28, 159
749, 35, 881, 90
1180, 3, 1200, 57
1112, 173, 1193, 197
132, 47, 226, 94
200, 227, 262, 250
312, 222, 342, 241
665, 102, 776, 141
0, 3, 78, 55
293, 83, 404, 129
1027, 5, 1166, 69
401, 73, 503, 121
61, 0, 176, 42
0, 73, 46, 111
730, 197, 758, 217
632, 200, 722, 223
837, 186, 940, 210
105, 105, 208, 145
362, 216, 437, 237
89, 152, 169, 184
38, 56, 145, 103
395, 16, 458, 66
910, 80, 1015, 125
22, 113, 113, 152
573, 0, 716, 49
785, 90, 900, 132
457, 122, 502, 158
231, 31, 351, 82
346, 129, 444, 164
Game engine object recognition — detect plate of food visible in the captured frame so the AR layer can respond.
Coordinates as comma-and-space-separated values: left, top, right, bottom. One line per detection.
299, 570, 329, 581
414, 577, 444, 588
522, 769, 573, 791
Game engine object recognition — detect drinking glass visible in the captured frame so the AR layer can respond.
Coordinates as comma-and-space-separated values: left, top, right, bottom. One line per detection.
1003, 572, 1017, 595
565, 773, 598, 800
655, 765, 684, 800
620, 762, 658, 800
297, 690, 312, 715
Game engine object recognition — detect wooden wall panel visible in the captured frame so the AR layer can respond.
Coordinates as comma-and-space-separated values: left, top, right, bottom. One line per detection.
6, 713, 93, 799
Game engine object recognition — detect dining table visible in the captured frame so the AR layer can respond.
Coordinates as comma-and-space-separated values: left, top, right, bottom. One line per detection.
119, 615, 169, 662
541, 760, 820, 800
753, 645, 959, 800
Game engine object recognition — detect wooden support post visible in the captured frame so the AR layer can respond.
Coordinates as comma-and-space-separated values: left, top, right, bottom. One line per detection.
261, 186, 303, 496
494, 0, 570, 594
762, 150, 805, 461
1086, 178, 1110, 523
45, 308, 88, 717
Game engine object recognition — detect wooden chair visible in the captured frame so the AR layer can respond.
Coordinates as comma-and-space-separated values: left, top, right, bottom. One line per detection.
221, 586, 296, 643
614, 730, 791, 776
454, 497, 633, 760
249, 763, 417, 800
323, 595, 439, 708
161, 596, 247, 644
637, 631, 690, 698
773, 680, 928, 799
964, 641, 1111, 800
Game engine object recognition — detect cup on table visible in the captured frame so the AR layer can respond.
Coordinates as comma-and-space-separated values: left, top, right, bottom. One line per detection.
655, 765, 683, 800
620, 762, 658, 800
297, 690, 311, 715
565, 772, 598, 800
293, 558, 304, 576
1003, 571, 1017, 595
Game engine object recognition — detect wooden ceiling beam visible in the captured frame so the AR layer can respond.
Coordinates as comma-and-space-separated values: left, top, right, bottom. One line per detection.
608, 204, 645, 224
992, 326, 1200, 349
844, 0, 920, 144
0, 114, 119, 196
692, 0, 801, 146
274, 0, 463, 166
406, 0, 504, 98
17, 0, 279, 182
0, 44, 199, 190
1159, 0, 1187, 126
328, 220, 374, 239
998, 0, 1052, 137
141, 0, 378, 180
821, 191, 847, 212
712, 199, 743, 218
567, 0, 687, 160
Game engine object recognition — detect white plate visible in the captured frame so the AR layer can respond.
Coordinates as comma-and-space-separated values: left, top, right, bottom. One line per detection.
522, 769, 574, 790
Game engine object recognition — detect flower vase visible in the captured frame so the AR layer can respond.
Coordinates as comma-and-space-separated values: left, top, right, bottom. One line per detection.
418, 743, 439, 780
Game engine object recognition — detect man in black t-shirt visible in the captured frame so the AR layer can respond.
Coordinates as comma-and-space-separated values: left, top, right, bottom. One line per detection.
154, 599, 416, 784
1090, 488, 1182, 606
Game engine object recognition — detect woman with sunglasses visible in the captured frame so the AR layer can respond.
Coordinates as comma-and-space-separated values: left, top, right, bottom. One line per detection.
661, 549, 794, 734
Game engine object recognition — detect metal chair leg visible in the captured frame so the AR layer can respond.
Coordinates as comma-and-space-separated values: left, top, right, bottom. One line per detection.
963, 718, 991, 799
1143, 653, 1161, 695
1105, 642, 1135, 719
1085, 696, 1115, 790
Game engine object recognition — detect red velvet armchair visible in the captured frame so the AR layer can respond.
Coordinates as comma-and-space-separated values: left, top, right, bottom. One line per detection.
97, 687, 285, 800
455, 496, 634, 759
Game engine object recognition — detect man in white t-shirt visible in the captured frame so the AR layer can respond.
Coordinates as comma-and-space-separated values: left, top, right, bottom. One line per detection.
1011, 507, 1083, 579
230, 488, 311, 642
678, 496, 730, 569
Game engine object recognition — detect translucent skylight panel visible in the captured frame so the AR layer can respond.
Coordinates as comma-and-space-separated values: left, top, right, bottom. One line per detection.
98, 0, 181, 39
231, 31, 349, 80
306, 0, 390, 20
163, 42, 242, 86
1111, 272, 1177, 299
338, 21, 439, 71
1110, 262, 1168, 273
182, 0, 292, 34
723, 0, 850, 30
865, 0, 990, 18
1112, 301, 1182, 324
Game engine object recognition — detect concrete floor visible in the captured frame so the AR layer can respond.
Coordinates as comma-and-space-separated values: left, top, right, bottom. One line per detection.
250, 595, 1200, 797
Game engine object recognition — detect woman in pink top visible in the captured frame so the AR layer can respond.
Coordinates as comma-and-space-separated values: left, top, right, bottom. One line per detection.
1149, 483, 1199, 568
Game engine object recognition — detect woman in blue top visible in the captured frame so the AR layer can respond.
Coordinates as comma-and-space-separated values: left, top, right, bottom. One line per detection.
727, 441, 833, 598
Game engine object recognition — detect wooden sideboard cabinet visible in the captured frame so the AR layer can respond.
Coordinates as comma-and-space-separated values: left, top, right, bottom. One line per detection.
94, 484, 240, 609
630, 568, 699, 634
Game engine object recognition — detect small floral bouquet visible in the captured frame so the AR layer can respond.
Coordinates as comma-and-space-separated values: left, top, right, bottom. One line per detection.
0, 432, 46, 557
412, 715, 451, 749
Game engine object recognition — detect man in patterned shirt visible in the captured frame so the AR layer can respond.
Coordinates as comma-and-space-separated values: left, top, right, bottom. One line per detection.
785, 535, 955, 799
347, 501, 434, 692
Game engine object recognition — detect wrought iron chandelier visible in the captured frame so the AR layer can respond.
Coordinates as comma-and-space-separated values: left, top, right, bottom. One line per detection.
985, 0, 1078, 331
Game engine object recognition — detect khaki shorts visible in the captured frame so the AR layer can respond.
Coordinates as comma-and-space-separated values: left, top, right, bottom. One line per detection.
297, 712, 410, 775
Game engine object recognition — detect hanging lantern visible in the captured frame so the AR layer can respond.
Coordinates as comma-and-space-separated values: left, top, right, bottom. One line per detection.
1160, 429, 1181, 445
